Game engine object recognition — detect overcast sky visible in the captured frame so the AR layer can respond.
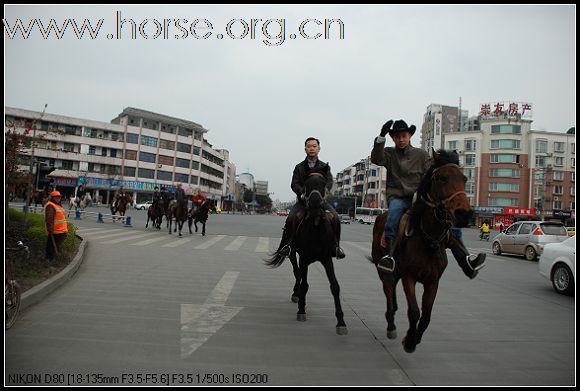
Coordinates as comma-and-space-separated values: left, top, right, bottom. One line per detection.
4, 5, 576, 202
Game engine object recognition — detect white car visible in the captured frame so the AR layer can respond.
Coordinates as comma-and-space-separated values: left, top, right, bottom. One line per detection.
134, 200, 153, 210
538, 236, 575, 296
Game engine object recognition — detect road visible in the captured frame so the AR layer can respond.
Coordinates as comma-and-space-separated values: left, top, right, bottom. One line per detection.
5, 207, 575, 386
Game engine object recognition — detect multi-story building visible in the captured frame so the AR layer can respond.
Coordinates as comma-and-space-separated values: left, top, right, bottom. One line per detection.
6, 106, 234, 207
334, 157, 387, 209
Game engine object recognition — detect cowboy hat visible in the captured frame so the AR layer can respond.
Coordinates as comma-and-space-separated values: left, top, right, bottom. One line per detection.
389, 120, 416, 137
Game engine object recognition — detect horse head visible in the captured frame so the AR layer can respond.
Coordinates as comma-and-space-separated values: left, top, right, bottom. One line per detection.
304, 167, 328, 215
419, 149, 473, 228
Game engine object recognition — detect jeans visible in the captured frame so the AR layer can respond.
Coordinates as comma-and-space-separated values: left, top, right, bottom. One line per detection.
384, 198, 412, 241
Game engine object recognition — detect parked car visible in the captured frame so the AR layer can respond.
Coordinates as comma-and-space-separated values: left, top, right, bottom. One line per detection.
134, 200, 153, 210
491, 221, 568, 261
340, 215, 351, 224
567, 227, 575, 237
538, 236, 575, 296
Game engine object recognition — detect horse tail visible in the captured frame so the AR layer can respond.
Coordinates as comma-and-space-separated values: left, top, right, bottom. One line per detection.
265, 248, 287, 268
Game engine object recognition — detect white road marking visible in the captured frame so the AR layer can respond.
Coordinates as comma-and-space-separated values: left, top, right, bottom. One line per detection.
194, 235, 226, 249
181, 271, 242, 358
255, 237, 270, 253
101, 232, 158, 244
224, 236, 246, 251
162, 238, 194, 247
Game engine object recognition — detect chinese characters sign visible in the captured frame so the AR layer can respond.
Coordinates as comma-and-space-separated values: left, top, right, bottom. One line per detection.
480, 101, 532, 120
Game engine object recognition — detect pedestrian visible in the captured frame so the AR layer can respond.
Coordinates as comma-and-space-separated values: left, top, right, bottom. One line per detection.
371, 119, 486, 278
44, 190, 68, 263
499, 222, 504, 233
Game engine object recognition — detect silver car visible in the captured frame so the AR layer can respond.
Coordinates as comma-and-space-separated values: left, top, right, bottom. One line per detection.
491, 221, 569, 261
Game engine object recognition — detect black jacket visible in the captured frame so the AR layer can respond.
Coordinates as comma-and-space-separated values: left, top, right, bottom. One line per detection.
291, 158, 333, 201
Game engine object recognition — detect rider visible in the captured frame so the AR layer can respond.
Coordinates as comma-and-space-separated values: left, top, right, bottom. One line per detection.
113, 185, 126, 210
175, 183, 186, 204
277, 137, 345, 260
192, 190, 207, 215
152, 186, 162, 213
371, 119, 486, 279
480, 221, 490, 239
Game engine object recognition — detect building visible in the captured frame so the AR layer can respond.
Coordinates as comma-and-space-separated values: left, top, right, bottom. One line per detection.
334, 157, 387, 210
6, 106, 235, 207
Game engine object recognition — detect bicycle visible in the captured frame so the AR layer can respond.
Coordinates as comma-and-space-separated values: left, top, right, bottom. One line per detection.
5, 241, 29, 329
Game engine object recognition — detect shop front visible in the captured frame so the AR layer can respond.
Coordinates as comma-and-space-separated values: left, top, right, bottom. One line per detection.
474, 206, 535, 231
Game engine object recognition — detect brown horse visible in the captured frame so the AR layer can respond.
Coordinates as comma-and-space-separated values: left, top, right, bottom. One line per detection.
266, 166, 347, 335
111, 193, 133, 223
167, 198, 188, 236
188, 200, 215, 236
370, 149, 473, 353
146, 199, 164, 230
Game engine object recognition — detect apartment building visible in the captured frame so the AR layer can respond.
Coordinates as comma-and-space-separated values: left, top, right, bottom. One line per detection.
334, 157, 387, 209
6, 106, 235, 206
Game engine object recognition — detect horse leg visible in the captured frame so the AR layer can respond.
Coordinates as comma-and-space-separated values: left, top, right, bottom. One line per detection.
380, 273, 398, 339
202, 221, 206, 236
146, 214, 150, 228
321, 257, 347, 335
168, 215, 172, 234
297, 258, 309, 322
194, 220, 199, 233
416, 281, 439, 346
178, 220, 183, 237
401, 277, 420, 353
188, 217, 193, 234
289, 251, 300, 303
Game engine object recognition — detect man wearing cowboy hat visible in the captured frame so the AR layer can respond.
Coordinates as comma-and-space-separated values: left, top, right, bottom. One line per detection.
371, 120, 485, 278
44, 190, 69, 263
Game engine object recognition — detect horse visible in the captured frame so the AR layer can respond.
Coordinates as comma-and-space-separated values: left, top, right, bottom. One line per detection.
68, 195, 87, 217
370, 149, 473, 353
167, 198, 188, 236
145, 199, 164, 230
111, 194, 133, 223
188, 200, 215, 236
266, 166, 347, 335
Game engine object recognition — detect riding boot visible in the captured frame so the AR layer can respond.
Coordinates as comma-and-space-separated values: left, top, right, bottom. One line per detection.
376, 237, 396, 273
332, 223, 346, 259
278, 225, 292, 257
448, 235, 486, 279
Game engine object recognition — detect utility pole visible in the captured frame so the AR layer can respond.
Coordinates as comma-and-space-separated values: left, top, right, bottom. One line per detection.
24, 103, 48, 216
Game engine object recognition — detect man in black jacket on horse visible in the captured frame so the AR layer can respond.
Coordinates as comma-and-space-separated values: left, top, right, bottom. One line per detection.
277, 137, 345, 260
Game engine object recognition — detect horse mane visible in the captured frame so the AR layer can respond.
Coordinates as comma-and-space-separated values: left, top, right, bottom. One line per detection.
410, 149, 460, 228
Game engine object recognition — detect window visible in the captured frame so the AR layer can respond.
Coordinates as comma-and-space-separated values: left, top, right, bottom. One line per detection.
465, 154, 476, 166
177, 142, 191, 153
89, 146, 96, 155
191, 161, 199, 170
536, 140, 548, 153
174, 173, 189, 183
138, 168, 155, 179
126, 134, 139, 144
125, 150, 137, 160
535, 155, 546, 167
464, 139, 476, 152
63, 143, 75, 152
554, 142, 565, 152
491, 139, 520, 149
572, 158, 575, 167
140, 135, 158, 148
101, 147, 107, 157
554, 156, 564, 166
572, 172, 575, 182
553, 200, 562, 210
465, 182, 475, 193
489, 183, 519, 192
178, 127, 193, 137
159, 139, 175, 151
505, 224, 520, 235
139, 151, 156, 163
447, 140, 458, 150
61, 160, 73, 170
489, 169, 520, 178
160, 123, 176, 134
158, 155, 174, 166
553, 186, 563, 195
176, 158, 190, 168
491, 154, 518, 164
124, 166, 136, 177
190, 176, 198, 185
518, 223, 535, 235
464, 168, 474, 180
110, 149, 117, 158
488, 198, 518, 206
156, 170, 173, 181
491, 125, 521, 134
553, 171, 564, 181
193, 146, 200, 155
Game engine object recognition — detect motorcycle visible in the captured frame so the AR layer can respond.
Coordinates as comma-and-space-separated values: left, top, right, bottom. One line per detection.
480, 231, 490, 241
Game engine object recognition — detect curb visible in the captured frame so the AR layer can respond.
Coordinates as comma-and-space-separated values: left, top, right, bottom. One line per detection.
20, 234, 87, 312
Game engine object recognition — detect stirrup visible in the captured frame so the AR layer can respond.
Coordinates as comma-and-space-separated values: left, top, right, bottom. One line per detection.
467, 254, 486, 272
279, 244, 291, 257
335, 246, 346, 259
377, 255, 395, 273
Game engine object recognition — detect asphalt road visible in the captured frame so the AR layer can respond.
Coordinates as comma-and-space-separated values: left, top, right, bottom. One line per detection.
5, 207, 575, 386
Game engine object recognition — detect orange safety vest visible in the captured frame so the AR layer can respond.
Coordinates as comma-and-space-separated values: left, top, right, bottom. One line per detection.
45, 201, 69, 234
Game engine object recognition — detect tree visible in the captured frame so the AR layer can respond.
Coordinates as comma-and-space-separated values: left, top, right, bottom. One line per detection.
5, 119, 34, 214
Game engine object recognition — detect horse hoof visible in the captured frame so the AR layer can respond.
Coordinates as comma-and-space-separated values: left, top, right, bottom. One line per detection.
402, 338, 415, 353
336, 326, 348, 335
291, 295, 299, 303
297, 313, 306, 322
387, 329, 397, 339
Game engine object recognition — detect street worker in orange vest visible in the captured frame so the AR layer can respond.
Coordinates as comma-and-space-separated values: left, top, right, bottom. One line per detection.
45, 190, 69, 263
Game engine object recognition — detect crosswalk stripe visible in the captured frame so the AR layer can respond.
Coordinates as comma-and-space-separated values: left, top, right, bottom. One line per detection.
224, 236, 246, 251
195, 235, 226, 249
101, 232, 158, 244
255, 237, 270, 253
131, 236, 172, 246
75, 227, 109, 233
162, 238, 194, 247
87, 230, 134, 240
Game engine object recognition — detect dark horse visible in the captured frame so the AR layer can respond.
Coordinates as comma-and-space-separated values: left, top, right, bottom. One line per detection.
145, 199, 164, 230
111, 194, 133, 223
167, 198, 188, 236
188, 200, 215, 236
266, 167, 347, 335
370, 149, 473, 353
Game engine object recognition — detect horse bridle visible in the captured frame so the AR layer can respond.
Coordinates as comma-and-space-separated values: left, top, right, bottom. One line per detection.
304, 172, 326, 209
419, 163, 468, 246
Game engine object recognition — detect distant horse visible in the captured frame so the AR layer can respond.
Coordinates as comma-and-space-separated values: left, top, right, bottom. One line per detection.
146, 199, 164, 230
188, 200, 215, 236
168, 198, 188, 236
370, 149, 473, 353
111, 194, 133, 223
68, 195, 87, 217
266, 166, 347, 335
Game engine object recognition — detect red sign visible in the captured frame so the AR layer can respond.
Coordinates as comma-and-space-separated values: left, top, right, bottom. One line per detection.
503, 207, 535, 216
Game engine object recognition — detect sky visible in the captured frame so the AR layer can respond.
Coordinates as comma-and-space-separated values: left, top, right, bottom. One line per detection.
4, 5, 576, 202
